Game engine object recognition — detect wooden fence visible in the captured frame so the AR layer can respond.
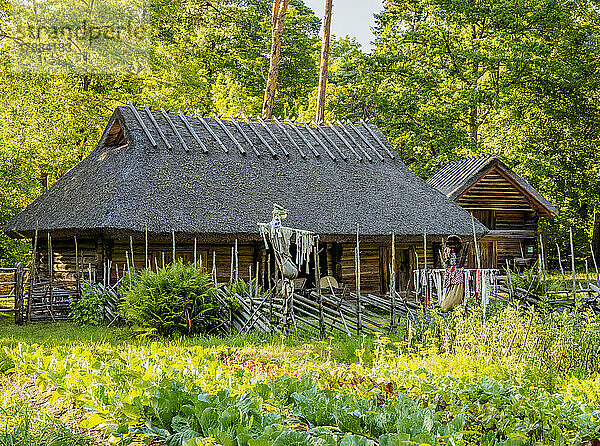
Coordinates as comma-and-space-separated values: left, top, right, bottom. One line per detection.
3, 263, 80, 324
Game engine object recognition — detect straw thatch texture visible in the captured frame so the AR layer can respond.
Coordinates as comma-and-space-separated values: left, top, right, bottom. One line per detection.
4, 106, 487, 240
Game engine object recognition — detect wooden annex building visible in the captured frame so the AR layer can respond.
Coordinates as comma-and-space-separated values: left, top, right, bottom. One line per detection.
427, 154, 558, 269
4, 104, 486, 316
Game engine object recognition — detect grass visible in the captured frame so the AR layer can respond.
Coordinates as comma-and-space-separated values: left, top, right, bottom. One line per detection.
0, 372, 95, 446
0, 409, 92, 446
0, 313, 373, 363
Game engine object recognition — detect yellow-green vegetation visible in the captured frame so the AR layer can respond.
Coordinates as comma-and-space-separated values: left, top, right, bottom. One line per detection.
2, 307, 600, 445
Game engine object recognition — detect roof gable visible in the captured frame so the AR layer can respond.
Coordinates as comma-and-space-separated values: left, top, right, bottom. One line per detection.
456, 166, 540, 212
4, 105, 488, 240
427, 155, 558, 217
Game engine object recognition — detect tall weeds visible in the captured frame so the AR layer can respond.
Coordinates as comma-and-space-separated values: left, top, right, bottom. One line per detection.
393, 306, 600, 376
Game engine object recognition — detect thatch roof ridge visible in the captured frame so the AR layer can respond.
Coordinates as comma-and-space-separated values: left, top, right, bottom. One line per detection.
427, 154, 558, 216
4, 105, 488, 240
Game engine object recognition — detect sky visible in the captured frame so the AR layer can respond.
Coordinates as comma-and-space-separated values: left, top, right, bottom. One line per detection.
302, 0, 384, 51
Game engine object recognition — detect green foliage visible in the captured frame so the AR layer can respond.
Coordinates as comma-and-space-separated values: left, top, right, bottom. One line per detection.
505, 263, 563, 295
121, 261, 226, 336
0, 349, 14, 374
322, 0, 600, 260
0, 0, 320, 267
0, 407, 91, 446
226, 278, 265, 301
70, 283, 107, 326
7, 336, 600, 446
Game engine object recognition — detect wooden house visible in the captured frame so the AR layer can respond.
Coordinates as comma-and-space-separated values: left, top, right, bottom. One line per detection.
427, 154, 558, 269
4, 105, 486, 298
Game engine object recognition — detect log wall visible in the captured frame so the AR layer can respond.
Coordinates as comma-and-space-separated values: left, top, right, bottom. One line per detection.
456, 167, 542, 268
457, 167, 537, 212
36, 237, 98, 283
33, 236, 450, 296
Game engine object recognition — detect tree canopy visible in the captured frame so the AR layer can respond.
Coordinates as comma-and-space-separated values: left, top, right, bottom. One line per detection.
1, 0, 599, 265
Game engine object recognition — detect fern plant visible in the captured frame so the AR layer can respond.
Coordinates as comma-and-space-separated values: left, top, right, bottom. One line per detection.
121, 261, 227, 336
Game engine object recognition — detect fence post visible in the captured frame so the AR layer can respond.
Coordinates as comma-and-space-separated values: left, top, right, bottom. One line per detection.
355, 224, 362, 335
14, 262, 24, 325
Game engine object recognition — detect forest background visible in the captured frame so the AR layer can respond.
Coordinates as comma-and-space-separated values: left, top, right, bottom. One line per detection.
1, 0, 599, 267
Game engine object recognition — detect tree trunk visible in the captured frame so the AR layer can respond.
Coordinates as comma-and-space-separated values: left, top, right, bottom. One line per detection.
469, 51, 479, 143
262, 0, 290, 119
592, 213, 600, 260
316, 0, 333, 124
469, 105, 478, 143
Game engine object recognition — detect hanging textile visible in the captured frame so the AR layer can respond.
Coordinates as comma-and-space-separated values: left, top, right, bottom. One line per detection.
481, 270, 490, 317
463, 270, 471, 308
413, 264, 498, 313
258, 223, 317, 271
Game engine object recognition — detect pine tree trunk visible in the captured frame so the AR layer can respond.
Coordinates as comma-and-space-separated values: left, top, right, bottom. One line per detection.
262, 0, 290, 119
316, 0, 333, 124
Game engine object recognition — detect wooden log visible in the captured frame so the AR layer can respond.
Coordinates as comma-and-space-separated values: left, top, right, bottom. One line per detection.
315, 0, 333, 123
590, 243, 599, 288
145, 224, 149, 270
505, 260, 513, 300
230, 246, 234, 284
126, 251, 132, 282
48, 233, 53, 314
390, 233, 396, 330
570, 227, 576, 294
355, 224, 362, 334
235, 239, 239, 281
423, 230, 427, 270
262, 0, 290, 119
194, 238, 197, 266
28, 223, 38, 323
212, 251, 217, 285
14, 263, 23, 325
172, 230, 176, 264
74, 235, 80, 296
471, 213, 481, 269
539, 233, 547, 293
129, 236, 135, 271
293, 296, 350, 335
586, 259, 591, 298
315, 239, 324, 336
556, 243, 567, 291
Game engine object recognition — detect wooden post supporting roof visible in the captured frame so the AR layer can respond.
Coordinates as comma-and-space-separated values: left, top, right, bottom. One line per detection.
262, 0, 290, 119
257, 116, 289, 156
179, 112, 208, 153
273, 117, 306, 158
243, 115, 277, 157
316, 0, 333, 124
144, 106, 172, 149
194, 112, 229, 153
313, 121, 347, 160
28, 223, 38, 323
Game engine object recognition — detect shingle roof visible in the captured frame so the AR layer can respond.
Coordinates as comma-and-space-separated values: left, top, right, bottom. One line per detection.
4, 105, 488, 240
427, 154, 558, 216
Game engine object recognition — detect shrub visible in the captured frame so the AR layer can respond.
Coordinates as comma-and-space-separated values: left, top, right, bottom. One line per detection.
70, 283, 107, 326
121, 261, 226, 336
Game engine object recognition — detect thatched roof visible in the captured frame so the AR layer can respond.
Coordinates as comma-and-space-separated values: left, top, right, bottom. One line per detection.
427, 154, 558, 217
4, 105, 487, 241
